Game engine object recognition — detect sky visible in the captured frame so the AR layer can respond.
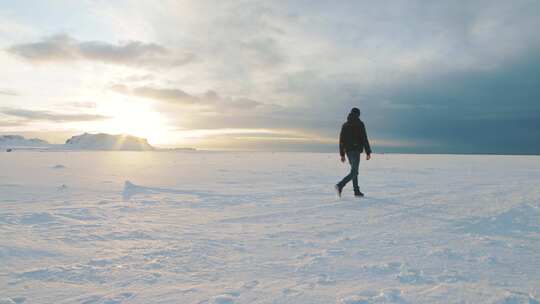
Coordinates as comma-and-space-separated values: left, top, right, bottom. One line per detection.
1, 0, 539, 154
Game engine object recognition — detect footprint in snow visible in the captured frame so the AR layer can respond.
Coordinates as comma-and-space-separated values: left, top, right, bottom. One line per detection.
0, 297, 26, 304
339, 289, 406, 304
208, 293, 238, 304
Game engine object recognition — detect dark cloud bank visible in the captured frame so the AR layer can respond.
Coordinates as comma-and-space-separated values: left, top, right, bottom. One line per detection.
368, 50, 540, 155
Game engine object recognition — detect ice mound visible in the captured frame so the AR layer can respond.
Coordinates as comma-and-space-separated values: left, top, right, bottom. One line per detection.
122, 180, 210, 200
64, 133, 154, 151
122, 180, 142, 200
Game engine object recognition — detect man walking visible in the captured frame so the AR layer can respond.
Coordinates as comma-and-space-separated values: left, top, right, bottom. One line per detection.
335, 107, 372, 198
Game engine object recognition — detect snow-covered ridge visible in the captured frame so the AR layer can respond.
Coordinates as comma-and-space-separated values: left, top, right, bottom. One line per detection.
64, 133, 154, 151
1, 133, 155, 151
0, 135, 50, 147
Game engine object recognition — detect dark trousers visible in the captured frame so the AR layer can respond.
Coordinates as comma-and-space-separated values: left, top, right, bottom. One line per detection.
338, 150, 361, 193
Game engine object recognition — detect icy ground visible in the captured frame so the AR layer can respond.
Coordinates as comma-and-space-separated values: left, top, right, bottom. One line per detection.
1, 152, 539, 303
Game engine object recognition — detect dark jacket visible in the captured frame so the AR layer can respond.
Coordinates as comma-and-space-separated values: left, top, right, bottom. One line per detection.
339, 114, 372, 157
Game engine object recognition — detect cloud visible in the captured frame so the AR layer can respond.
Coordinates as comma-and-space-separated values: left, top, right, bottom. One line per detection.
0, 120, 25, 127
3, 1, 540, 153
170, 127, 336, 151
111, 84, 262, 109
122, 74, 156, 82
1, 108, 110, 122
62, 101, 97, 109
7, 34, 194, 68
110, 84, 197, 105
203, 90, 262, 109
135, 86, 196, 104
0, 89, 18, 96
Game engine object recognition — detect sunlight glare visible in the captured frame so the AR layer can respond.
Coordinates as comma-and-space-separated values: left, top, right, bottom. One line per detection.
96, 100, 171, 146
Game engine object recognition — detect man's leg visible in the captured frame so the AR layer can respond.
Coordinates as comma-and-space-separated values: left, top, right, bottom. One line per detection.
350, 152, 361, 194
337, 168, 352, 189
337, 151, 354, 189
337, 151, 359, 190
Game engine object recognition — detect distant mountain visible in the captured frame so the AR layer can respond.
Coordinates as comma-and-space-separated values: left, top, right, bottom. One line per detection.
0, 133, 192, 151
64, 133, 154, 151
0, 135, 50, 148
160, 147, 197, 152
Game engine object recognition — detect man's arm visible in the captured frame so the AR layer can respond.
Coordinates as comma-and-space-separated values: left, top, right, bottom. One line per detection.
362, 122, 372, 156
339, 125, 346, 160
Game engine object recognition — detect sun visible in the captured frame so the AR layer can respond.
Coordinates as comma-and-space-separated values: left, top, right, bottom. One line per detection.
95, 100, 171, 146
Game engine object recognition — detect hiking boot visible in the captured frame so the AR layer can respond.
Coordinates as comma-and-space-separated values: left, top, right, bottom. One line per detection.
334, 184, 343, 198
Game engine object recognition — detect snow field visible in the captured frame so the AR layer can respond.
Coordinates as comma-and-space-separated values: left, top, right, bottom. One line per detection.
1, 152, 539, 303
